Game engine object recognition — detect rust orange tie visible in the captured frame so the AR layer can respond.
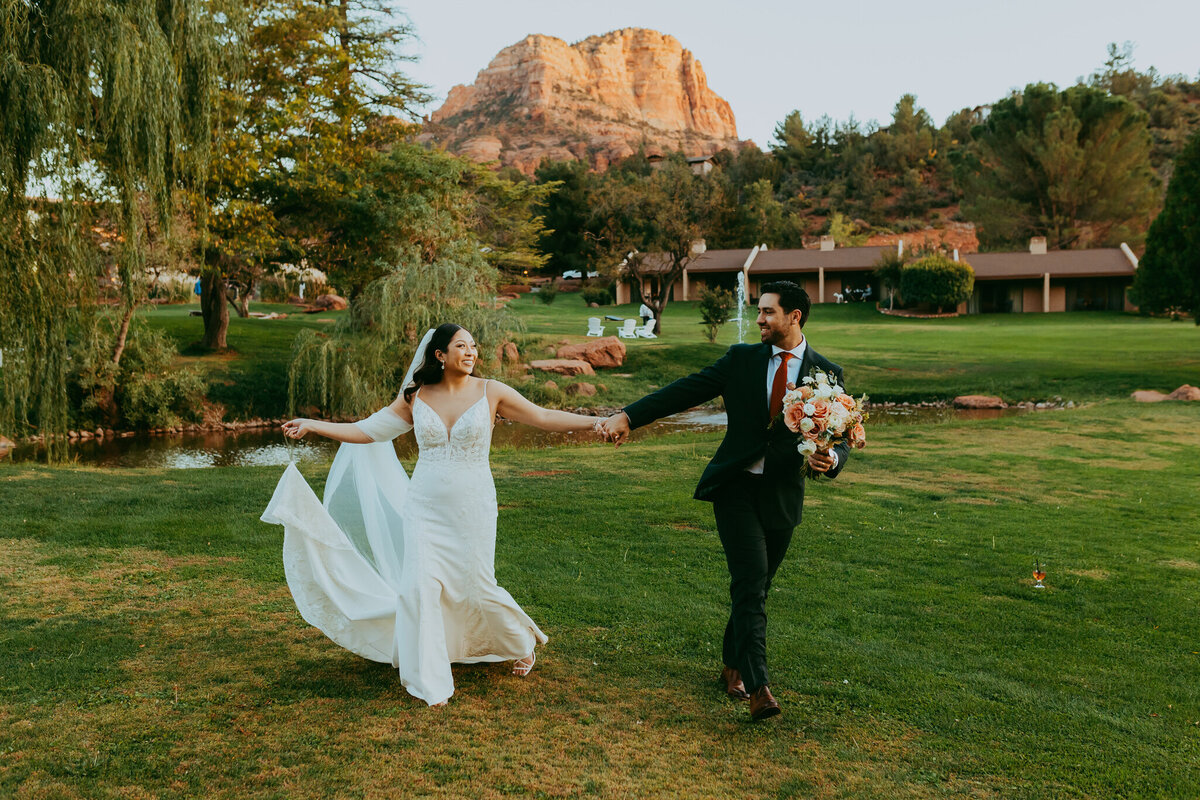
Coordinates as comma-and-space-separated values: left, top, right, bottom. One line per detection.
768, 352, 793, 420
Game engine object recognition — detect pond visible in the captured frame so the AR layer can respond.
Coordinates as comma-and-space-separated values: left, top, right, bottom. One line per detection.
6, 406, 1031, 469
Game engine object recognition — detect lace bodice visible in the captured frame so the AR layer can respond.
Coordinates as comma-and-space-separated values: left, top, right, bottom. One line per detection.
412, 384, 493, 467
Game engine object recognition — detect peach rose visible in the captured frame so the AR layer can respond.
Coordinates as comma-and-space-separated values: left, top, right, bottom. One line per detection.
798, 385, 815, 401
784, 402, 806, 433
851, 424, 866, 449
836, 394, 856, 411
810, 399, 831, 418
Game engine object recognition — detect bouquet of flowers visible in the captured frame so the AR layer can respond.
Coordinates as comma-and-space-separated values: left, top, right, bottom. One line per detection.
778, 368, 867, 475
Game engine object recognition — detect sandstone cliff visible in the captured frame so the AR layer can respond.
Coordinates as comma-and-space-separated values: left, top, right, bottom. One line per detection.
421, 28, 741, 174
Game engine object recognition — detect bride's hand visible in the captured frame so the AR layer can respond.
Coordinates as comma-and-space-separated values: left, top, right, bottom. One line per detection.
282, 418, 313, 439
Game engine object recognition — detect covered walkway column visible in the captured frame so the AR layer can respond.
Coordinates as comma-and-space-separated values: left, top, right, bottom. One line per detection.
818, 267, 825, 303
682, 269, 690, 301
1043, 273, 1050, 313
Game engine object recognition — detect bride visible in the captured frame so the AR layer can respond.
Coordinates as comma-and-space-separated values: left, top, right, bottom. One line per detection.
262, 323, 604, 706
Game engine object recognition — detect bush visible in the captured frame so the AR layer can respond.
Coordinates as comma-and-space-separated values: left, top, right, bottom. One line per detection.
698, 285, 735, 343
580, 281, 614, 306
259, 275, 291, 303
69, 318, 205, 429
899, 254, 974, 312
535, 280, 559, 304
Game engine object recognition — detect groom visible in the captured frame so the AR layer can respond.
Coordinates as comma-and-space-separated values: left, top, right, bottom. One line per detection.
601, 280, 849, 721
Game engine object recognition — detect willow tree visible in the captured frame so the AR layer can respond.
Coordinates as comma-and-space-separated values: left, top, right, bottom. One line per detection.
288, 244, 514, 419
0, 0, 221, 443
286, 145, 551, 418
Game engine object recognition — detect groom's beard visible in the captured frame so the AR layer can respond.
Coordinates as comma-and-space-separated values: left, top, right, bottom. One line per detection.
759, 324, 788, 346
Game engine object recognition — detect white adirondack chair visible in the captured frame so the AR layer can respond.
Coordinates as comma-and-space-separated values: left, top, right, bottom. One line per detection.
586, 317, 604, 337
635, 319, 658, 339
617, 318, 638, 339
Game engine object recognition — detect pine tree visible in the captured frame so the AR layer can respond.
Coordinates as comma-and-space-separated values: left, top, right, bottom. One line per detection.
1130, 128, 1200, 323
959, 83, 1157, 250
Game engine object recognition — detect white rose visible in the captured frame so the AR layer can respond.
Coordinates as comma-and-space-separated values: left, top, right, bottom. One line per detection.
802, 402, 816, 415
802, 376, 815, 385
799, 417, 815, 432
796, 440, 818, 456
815, 385, 833, 399
832, 384, 843, 395
816, 372, 829, 385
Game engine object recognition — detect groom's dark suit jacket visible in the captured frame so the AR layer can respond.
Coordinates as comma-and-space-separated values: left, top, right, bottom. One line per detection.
623, 342, 849, 528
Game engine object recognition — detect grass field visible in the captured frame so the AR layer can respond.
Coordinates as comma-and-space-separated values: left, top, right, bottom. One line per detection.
143, 303, 348, 420
508, 295, 1200, 406
143, 294, 1199, 420
3, 401, 1199, 798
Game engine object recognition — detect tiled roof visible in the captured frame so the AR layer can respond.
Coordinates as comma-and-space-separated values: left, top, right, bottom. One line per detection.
749, 246, 891, 273
627, 248, 753, 274
965, 249, 1136, 280
686, 248, 755, 273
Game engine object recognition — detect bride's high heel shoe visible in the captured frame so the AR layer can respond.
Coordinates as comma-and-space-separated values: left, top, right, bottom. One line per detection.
512, 652, 536, 677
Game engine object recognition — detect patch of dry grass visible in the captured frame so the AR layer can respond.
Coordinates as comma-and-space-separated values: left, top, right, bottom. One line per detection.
3, 401, 1198, 798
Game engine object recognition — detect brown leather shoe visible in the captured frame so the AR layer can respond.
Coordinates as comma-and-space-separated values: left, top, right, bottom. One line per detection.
719, 667, 750, 701
749, 685, 781, 721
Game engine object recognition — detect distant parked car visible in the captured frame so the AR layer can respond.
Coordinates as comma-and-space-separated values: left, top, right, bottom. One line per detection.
561, 270, 582, 279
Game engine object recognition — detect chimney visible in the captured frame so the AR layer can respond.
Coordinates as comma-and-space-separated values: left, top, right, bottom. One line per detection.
690, 238, 707, 255
1029, 236, 1047, 255
819, 235, 835, 252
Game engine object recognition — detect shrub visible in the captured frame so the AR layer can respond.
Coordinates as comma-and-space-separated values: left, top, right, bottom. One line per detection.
259, 275, 291, 302
69, 318, 205, 429
580, 281, 614, 306
899, 254, 974, 312
535, 280, 559, 304
698, 285, 735, 343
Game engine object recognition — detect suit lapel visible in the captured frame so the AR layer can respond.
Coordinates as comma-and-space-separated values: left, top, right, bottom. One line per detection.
753, 343, 772, 425
797, 341, 814, 386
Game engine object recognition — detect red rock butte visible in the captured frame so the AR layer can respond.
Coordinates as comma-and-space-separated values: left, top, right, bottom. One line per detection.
421, 28, 742, 174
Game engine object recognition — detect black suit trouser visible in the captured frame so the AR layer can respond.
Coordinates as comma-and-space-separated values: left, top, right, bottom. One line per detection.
711, 472, 795, 693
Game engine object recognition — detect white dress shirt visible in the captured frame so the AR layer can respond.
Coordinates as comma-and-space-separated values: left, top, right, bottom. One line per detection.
746, 337, 839, 475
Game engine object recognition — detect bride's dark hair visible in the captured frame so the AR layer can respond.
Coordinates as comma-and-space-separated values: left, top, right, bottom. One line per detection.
403, 323, 476, 403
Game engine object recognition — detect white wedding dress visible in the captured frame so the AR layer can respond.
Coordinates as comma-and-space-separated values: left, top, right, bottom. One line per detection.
261, 381, 547, 706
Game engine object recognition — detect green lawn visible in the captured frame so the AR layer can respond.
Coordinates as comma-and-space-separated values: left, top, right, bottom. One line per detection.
143, 303, 347, 419
510, 294, 1200, 406
141, 294, 1198, 420
3, 401, 1199, 798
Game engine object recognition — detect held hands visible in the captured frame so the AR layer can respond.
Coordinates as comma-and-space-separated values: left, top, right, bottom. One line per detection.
595, 411, 631, 447
282, 419, 314, 439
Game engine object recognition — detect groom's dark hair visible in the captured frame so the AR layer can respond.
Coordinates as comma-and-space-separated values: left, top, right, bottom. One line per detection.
760, 280, 811, 327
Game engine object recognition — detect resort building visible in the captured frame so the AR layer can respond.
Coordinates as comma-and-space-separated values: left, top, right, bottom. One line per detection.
614, 236, 1140, 314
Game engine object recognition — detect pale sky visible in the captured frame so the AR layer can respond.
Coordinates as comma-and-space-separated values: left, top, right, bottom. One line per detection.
400, 0, 1199, 147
